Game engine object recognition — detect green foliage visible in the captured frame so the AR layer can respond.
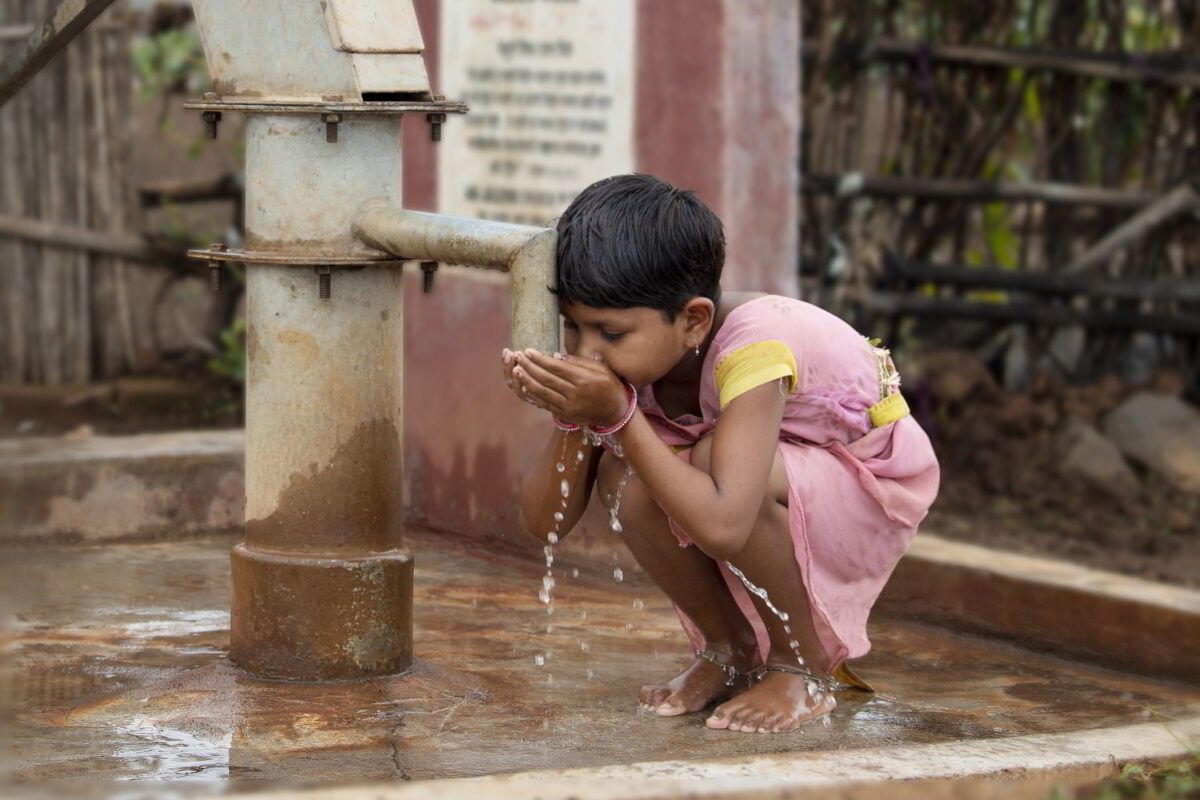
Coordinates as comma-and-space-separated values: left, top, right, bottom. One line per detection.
131, 27, 209, 100
207, 320, 245, 387
1047, 753, 1199, 799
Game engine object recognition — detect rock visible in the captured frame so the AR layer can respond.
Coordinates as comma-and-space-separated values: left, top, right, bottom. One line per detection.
925, 349, 997, 405
1103, 392, 1200, 493
1056, 416, 1139, 498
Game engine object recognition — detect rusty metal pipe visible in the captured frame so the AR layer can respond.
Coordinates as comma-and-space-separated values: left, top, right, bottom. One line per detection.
352, 206, 560, 355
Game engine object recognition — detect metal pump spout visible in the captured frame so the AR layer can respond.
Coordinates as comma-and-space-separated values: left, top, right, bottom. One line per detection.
353, 205, 560, 356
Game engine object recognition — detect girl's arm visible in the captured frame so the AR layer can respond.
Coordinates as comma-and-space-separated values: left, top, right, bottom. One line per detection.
614, 381, 786, 561
515, 349, 786, 561
517, 427, 603, 544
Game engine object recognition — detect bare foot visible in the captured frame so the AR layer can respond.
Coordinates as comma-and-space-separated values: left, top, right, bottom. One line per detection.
639, 653, 757, 716
704, 671, 835, 732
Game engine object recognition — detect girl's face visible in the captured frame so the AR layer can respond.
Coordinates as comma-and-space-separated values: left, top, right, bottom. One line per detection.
560, 298, 714, 388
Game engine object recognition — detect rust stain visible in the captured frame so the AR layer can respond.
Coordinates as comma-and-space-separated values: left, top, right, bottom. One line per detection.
275, 329, 320, 370
244, 418, 403, 554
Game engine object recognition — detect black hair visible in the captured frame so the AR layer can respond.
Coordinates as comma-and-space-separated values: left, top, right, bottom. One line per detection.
554, 174, 725, 319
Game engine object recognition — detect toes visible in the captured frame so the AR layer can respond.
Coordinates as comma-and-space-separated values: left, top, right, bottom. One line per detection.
639, 686, 668, 707
705, 702, 735, 730
654, 697, 688, 716
729, 707, 755, 733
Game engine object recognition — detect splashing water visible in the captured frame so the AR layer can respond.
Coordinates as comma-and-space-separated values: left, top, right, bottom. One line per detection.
723, 561, 832, 718
606, 464, 633, 535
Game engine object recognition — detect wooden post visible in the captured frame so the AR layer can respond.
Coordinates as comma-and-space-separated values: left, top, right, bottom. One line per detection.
0, 0, 118, 108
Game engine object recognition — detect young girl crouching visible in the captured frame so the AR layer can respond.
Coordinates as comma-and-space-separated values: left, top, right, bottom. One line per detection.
502, 174, 940, 734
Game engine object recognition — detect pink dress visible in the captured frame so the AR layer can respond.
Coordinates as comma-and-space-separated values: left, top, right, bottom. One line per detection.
637, 295, 940, 668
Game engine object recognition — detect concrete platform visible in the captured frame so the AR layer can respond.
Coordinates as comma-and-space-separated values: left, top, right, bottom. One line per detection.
5, 529, 1198, 795
0, 430, 244, 543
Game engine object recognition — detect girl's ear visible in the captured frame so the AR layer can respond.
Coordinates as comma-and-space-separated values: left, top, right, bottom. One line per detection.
680, 297, 715, 342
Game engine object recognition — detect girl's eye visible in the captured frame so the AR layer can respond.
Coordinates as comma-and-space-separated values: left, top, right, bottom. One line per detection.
600, 330, 625, 342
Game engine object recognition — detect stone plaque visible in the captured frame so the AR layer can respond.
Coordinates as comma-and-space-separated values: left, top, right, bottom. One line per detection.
438, 0, 635, 226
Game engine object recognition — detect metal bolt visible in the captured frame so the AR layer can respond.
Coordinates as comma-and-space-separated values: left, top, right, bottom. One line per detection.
202, 110, 222, 140
323, 112, 342, 143
420, 261, 438, 293
207, 242, 227, 291
316, 266, 332, 299
426, 112, 446, 142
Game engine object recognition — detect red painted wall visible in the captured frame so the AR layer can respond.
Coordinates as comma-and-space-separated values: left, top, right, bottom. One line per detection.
401, 0, 800, 550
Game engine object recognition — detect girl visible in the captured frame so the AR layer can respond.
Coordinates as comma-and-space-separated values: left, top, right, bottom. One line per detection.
501, 174, 940, 733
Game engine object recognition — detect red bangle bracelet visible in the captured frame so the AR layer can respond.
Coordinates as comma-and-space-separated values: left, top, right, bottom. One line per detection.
590, 382, 638, 435
550, 382, 638, 437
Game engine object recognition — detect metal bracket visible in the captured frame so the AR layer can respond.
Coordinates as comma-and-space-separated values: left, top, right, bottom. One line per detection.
187, 247, 407, 268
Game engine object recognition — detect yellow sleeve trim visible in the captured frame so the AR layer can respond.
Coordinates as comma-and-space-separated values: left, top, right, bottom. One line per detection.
868, 392, 910, 427
715, 340, 798, 410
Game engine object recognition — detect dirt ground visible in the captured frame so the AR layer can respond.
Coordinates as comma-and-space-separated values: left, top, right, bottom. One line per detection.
916, 350, 1199, 589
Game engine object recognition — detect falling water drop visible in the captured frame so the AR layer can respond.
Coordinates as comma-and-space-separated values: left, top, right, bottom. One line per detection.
632, 598, 644, 610
586, 669, 594, 680
555, 462, 566, 473
553, 511, 564, 523
723, 560, 831, 704
560, 479, 570, 498
612, 567, 624, 583
538, 589, 550, 604
575, 450, 585, 463
547, 532, 559, 545
534, 654, 545, 666
571, 568, 580, 578
624, 622, 634, 631
579, 641, 590, 652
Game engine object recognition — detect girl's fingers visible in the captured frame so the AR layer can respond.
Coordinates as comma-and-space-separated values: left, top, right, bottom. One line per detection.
501, 348, 515, 386
513, 367, 567, 409
525, 349, 602, 380
517, 352, 575, 394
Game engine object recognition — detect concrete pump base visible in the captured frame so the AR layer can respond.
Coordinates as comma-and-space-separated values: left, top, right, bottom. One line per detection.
230, 543, 414, 681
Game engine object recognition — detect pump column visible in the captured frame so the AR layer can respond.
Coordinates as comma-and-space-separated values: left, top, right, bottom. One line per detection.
230, 112, 412, 681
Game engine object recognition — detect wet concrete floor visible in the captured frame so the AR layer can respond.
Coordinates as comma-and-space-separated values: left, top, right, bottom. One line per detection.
4, 529, 1198, 792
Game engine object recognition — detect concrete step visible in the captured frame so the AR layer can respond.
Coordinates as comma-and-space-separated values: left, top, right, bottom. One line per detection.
0, 429, 244, 544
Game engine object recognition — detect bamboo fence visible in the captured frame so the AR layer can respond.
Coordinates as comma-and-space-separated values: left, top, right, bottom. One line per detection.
801, 0, 1200, 384
0, 1, 143, 384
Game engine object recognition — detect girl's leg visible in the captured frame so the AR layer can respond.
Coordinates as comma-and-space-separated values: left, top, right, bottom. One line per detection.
595, 451, 759, 715
687, 436, 836, 733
